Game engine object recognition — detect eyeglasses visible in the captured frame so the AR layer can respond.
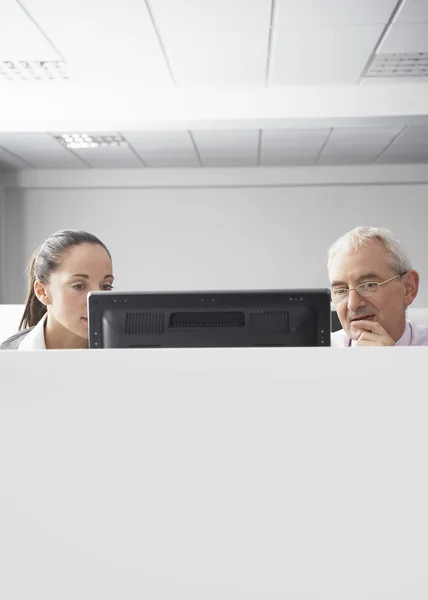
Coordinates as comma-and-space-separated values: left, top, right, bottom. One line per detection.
331, 273, 406, 304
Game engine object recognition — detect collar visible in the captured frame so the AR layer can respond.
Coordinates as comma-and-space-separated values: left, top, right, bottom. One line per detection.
18, 313, 47, 350
396, 321, 412, 346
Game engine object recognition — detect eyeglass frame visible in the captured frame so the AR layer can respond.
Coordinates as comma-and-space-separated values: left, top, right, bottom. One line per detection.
331, 272, 407, 304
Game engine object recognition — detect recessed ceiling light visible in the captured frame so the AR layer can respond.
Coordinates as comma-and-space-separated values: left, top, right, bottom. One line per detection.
366, 53, 428, 78
55, 133, 128, 149
0, 60, 69, 82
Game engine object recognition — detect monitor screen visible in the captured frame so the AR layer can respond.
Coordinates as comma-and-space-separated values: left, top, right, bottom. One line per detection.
88, 289, 331, 349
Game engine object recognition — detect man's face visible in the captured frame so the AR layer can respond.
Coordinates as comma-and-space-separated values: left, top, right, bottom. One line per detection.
329, 239, 417, 342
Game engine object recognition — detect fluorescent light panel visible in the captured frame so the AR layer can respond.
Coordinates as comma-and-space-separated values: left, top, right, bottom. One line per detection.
56, 134, 128, 149
0, 61, 69, 81
366, 53, 428, 77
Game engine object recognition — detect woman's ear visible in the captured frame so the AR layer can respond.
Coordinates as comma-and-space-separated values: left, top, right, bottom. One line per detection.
34, 280, 51, 306
404, 270, 419, 307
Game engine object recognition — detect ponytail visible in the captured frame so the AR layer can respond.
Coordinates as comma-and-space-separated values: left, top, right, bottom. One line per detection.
19, 253, 47, 330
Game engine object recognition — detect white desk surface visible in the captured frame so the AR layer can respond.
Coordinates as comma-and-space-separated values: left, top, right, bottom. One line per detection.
1, 348, 427, 600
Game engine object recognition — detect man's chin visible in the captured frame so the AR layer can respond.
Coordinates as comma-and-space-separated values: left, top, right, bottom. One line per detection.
346, 326, 361, 341
347, 317, 377, 340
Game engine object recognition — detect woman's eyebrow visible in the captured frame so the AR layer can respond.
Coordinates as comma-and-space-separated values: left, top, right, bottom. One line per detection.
69, 273, 114, 279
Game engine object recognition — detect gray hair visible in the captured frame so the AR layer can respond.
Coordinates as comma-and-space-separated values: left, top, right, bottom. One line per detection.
327, 226, 412, 275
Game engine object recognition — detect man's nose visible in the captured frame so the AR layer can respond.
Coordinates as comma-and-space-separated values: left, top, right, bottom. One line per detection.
347, 288, 368, 312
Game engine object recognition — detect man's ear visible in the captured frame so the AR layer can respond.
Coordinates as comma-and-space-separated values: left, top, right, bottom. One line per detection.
34, 280, 51, 306
403, 270, 419, 307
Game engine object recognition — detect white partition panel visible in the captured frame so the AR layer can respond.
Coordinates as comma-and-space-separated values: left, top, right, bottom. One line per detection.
1, 348, 427, 599
0, 304, 24, 343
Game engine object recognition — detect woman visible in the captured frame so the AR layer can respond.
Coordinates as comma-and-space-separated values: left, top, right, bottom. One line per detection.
0, 230, 114, 350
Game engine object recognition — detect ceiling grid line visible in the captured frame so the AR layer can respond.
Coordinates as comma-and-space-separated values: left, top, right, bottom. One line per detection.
119, 134, 149, 168
15, 0, 65, 60
257, 130, 263, 166
314, 128, 334, 165
0, 144, 36, 168
264, 0, 278, 87
144, 0, 177, 87
188, 132, 204, 167
372, 125, 409, 163
64, 148, 93, 168
47, 133, 93, 168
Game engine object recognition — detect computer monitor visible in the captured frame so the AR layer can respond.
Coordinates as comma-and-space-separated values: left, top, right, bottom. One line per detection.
88, 289, 331, 349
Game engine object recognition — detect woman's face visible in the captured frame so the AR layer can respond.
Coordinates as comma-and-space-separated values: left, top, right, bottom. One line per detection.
38, 243, 114, 340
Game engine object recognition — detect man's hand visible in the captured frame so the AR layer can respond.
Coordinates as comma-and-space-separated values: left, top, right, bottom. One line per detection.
351, 320, 396, 347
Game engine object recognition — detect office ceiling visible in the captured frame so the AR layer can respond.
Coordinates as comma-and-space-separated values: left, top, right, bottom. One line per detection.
0, 0, 427, 170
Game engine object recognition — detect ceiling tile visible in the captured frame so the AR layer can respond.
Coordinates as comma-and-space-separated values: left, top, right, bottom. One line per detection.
20, 0, 174, 86
261, 153, 318, 166
261, 148, 321, 159
0, 132, 61, 150
124, 131, 200, 167
0, 147, 31, 169
261, 129, 329, 165
317, 126, 407, 162
327, 127, 402, 144
191, 130, 259, 166
148, 0, 272, 86
392, 125, 428, 144
376, 125, 428, 162
201, 156, 259, 167
379, 24, 428, 53
192, 130, 259, 148
0, 0, 59, 60
318, 146, 385, 163
394, 0, 428, 24
271, 26, 383, 84
277, 0, 397, 26
75, 147, 144, 168
20, 153, 87, 168
318, 155, 378, 165
262, 156, 317, 166
141, 157, 201, 168
262, 129, 331, 145
0, 133, 85, 168
376, 149, 428, 163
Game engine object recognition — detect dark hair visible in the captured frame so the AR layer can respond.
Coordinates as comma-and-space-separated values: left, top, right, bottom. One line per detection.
19, 230, 111, 330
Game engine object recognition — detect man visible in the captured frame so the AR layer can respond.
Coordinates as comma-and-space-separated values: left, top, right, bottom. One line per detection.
328, 226, 428, 347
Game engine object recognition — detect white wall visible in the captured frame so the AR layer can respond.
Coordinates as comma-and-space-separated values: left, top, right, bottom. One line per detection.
0, 178, 7, 304
2, 166, 428, 306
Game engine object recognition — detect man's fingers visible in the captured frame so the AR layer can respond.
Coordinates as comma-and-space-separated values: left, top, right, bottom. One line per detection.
355, 332, 380, 345
352, 319, 387, 335
355, 329, 395, 347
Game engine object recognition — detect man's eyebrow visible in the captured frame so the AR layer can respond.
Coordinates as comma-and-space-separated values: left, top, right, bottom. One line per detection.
69, 273, 114, 279
357, 272, 380, 282
331, 273, 380, 287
